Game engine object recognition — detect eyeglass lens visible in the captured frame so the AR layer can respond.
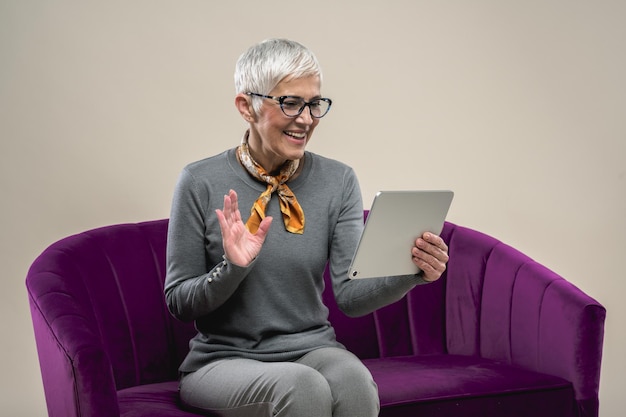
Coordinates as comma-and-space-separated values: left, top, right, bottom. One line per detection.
281, 97, 330, 118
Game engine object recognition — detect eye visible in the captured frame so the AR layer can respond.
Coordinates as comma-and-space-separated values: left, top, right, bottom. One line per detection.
282, 98, 303, 110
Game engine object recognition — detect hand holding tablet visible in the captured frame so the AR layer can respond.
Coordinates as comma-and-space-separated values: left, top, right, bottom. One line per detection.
349, 190, 454, 279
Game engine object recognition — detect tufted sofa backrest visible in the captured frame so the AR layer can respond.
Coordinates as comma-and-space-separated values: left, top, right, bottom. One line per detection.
27, 219, 196, 392
27, 215, 604, 414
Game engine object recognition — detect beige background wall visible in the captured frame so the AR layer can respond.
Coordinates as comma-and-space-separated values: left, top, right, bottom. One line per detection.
1, 1, 624, 416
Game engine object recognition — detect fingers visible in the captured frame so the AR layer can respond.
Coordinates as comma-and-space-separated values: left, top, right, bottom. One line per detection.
219, 190, 242, 223
415, 232, 448, 257
223, 189, 234, 215
228, 189, 240, 219
215, 189, 272, 239
215, 208, 227, 230
216, 190, 238, 234
412, 232, 449, 282
215, 189, 269, 267
424, 232, 447, 253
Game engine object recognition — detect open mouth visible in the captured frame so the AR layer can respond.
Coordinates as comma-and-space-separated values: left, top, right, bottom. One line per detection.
284, 131, 306, 140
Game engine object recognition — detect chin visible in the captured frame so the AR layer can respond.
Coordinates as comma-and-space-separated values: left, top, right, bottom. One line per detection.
282, 142, 307, 158
290, 146, 307, 158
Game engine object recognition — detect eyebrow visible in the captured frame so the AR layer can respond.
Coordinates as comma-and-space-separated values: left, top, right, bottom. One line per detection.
281, 94, 324, 100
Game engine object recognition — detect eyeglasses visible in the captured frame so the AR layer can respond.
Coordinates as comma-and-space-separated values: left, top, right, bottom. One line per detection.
246, 92, 332, 118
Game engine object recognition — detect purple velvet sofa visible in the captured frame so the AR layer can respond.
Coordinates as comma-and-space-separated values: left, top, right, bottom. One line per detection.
26, 216, 605, 417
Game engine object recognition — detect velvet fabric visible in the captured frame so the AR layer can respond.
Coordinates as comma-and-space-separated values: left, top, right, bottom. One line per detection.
26, 216, 605, 417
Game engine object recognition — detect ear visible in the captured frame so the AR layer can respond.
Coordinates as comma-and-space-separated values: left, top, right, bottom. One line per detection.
235, 93, 256, 123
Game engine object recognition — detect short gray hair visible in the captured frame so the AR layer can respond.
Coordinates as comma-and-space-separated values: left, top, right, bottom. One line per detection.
234, 39, 323, 112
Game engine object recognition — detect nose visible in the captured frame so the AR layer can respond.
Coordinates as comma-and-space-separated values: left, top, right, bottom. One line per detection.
296, 105, 315, 124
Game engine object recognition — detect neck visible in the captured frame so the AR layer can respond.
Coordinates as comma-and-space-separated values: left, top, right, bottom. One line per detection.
243, 130, 290, 175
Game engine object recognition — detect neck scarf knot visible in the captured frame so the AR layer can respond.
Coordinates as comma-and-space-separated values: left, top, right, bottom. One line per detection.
237, 142, 305, 234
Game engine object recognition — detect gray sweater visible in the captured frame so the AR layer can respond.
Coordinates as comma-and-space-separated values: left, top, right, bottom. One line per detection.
165, 147, 427, 372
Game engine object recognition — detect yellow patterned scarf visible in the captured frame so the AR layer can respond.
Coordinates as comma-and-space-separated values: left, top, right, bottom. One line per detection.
237, 142, 305, 234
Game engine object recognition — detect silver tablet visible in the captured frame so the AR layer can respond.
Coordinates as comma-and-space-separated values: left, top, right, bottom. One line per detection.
348, 190, 454, 279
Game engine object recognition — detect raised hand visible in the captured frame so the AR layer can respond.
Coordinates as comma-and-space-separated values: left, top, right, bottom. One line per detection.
215, 189, 273, 267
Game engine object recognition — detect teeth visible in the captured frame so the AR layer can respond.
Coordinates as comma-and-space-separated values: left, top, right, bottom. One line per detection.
285, 131, 306, 139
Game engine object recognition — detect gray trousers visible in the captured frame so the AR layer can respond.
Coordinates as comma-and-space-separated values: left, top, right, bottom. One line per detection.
179, 347, 380, 417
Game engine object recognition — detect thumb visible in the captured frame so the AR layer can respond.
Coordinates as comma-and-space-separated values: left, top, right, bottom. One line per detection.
254, 216, 273, 241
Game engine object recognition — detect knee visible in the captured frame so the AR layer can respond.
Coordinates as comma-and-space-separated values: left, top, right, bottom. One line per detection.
341, 366, 379, 408
294, 367, 333, 397
275, 367, 332, 415
324, 359, 379, 416
320, 352, 378, 399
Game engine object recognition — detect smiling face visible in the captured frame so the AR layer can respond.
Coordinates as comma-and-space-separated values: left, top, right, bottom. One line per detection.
242, 75, 321, 174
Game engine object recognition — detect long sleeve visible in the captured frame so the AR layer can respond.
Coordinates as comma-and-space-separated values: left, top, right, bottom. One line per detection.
164, 166, 254, 322
328, 171, 429, 317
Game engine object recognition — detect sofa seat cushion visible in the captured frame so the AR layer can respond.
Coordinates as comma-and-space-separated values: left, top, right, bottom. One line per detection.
365, 354, 576, 417
117, 356, 575, 417
118, 382, 200, 417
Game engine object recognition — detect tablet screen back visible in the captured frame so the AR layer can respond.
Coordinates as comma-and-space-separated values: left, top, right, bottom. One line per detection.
348, 190, 454, 279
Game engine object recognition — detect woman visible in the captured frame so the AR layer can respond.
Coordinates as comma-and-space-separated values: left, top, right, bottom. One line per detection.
165, 38, 449, 417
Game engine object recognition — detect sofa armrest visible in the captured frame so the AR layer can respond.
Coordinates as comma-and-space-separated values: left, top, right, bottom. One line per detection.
444, 224, 605, 417
514, 263, 605, 417
27, 269, 120, 417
